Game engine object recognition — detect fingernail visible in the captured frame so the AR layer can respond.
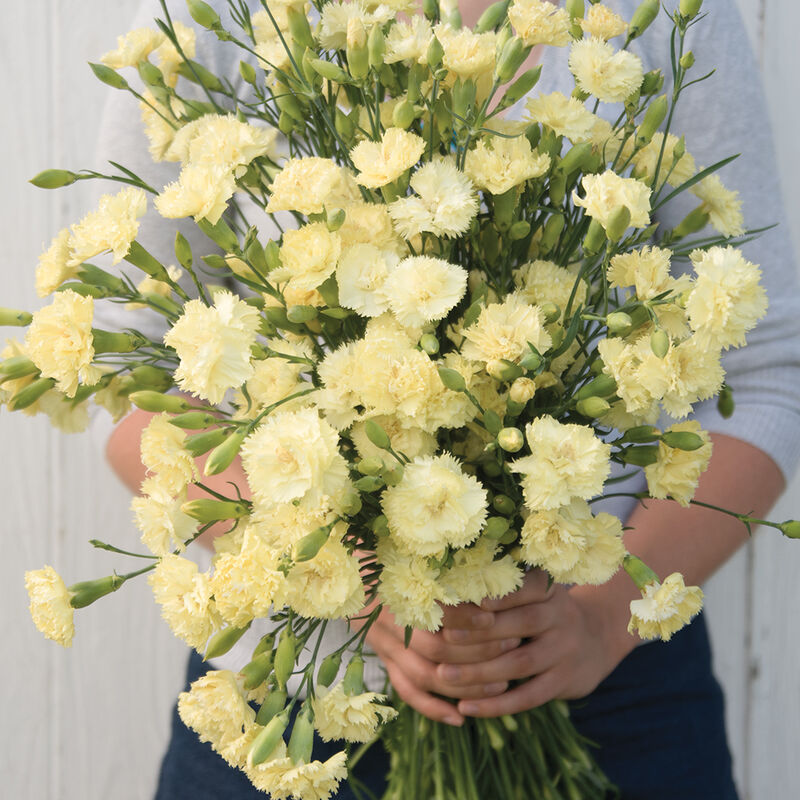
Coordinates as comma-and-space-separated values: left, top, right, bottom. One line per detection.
483, 682, 507, 695
443, 715, 464, 727
446, 629, 470, 643
501, 637, 521, 652
440, 665, 461, 682
459, 702, 479, 715
472, 611, 495, 628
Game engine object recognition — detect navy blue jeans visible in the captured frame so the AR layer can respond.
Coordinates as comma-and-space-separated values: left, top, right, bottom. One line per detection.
154, 613, 738, 799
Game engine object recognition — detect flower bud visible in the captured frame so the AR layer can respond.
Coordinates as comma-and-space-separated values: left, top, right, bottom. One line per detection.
205, 624, 251, 660
392, 99, 417, 130
582, 218, 606, 255
482, 460, 503, 478
650, 328, 670, 359
427, 36, 444, 70
0, 307, 33, 327
368, 24, 385, 68
239, 60, 257, 85
680, 0, 703, 19
253, 632, 275, 658
476, 0, 509, 32
606, 311, 633, 335
779, 520, 800, 539
438, 366, 467, 392
622, 554, 660, 591
138, 60, 164, 88
637, 95, 668, 144
640, 70, 665, 96
383, 464, 404, 486
169, 411, 218, 429
481, 409, 502, 436
483, 516, 510, 539
566, 0, 584, 18
129, 365, 172, 391
125, 240, 170, 280
627, 0, 660, 41
256, 687, 288, 726
502, 66, 542, 106
187, 0, 221, 29
201, 427, 245, 475
548, 171, 567, 206
620, 424, 660, 443
342, 655, 365, 696
495, 37, 530, 83
492, 494, 516, 515
557, 142, 593, 177
717, 384, 734, 419
346, 18, 370, 80
353, 475, 384, 492
510, 377, 536, 404
286, 304, 319, 323
509, 220, 531, 241
68, 574, 123, 608
679, 51, 695, 70
357, 457, 384, 476
248, 710, 290, 767
288, 705, 315, 765
92, 330, 142, 354
519, 349, 543, 372
274, 629, 296, 690
241, 652, 274, 691
371, 514, 390, 536
287, 5, 314, 49
621, 445, 660, 466
129, 390, 190, 414
340, 491, 363, 516
0, 356, 38, 381
487, 359, 524, 382
8, 377, 56, 410
418, 333, 439, 356
365, 419, 392, 450
605, 205, 631, 243
294, 524, 333, 562
498, 427, 524, 453
180, 499, 249, 522
29, 169, 78, 189
672, 206, 709, 238
317, 652, 343, 688
575, 373, 617, 401
576, 396, 611, 418
89, 62, 128, 90
660, 430, 705, 451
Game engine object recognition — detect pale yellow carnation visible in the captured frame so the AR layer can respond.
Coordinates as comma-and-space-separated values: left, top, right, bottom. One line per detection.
337, 243, 399, 317
25, 566, 74, 648
462, 293, 552, 364
337, 202, 402, 253
155, 163, 237, 224
511, 416, 611, 511
525, 91, 598, 142
569, 37, 643, 103
68, 186, 147, 266
139, 93, 186, 161
272, 223, 342, 294
25, 290, 101, 397
385, 15, 433, 64
514, 260, 587, 319
164, 291, 260, 404
436, 24, 497, 80
381, 453, 488, 557
267, 157, 361, 215
383, 256, 467, 329
465, 135, 551, 196
312, 682, 398, 743
240, 408, 351, 510
149, 554, 220, 651
508, 0, 572, 47
132, 478, 197, 556
36, 228, 77, 297
686, 246, 767, 350
140, 413, 197, 495
645, 421, 712, 507
351, 128, 425, 188
580, 5, 628, 40
628, 572, 703, 642
573, 170, 651, 230
270, 751, 349, 800
350, 416, 437, 462
101, 27, 164, 68
439, 539, 524, 605
632, 133, 696, 187
318, 1, 392, 50
38, 389, 92, 433
249, 501, 334, 552
691, 174, 745, 238
388, 158, 478, 239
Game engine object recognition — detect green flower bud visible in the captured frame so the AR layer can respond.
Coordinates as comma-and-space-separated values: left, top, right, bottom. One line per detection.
548, 171, 567, 206
391, 98, 417, 130
419, 333, 439, 355
779, 520, 800, 539
75, 264, 126, 294
317, 652, 343, 688
205, 624, 252, 660
241, 652, 274, 691
566, 0, 585, 18
576, 396, 611, 418
256, 687, 288, 726
196, 217, 240, 253
605, 205, 631, 243
438, 366, 467, 392
89, 62, 128, 90
427, 35, 444, 70
482, 460, 503, 478
660, 430, 705, 451
274, 629, 296, 690
476, 0, 509, 32
482, 408, 503, 436
679, 0, 703, 20
637, 94, 668, 144
91, 330, 140, 355
371, 515, 390, 536
583, 218, 606, 255
346, 20, 369, 80
509, 220, 531, 241
557, 142, 593, 177
177, 59, 223, 91
483, 516, 511, 539
125, 240, 169, 280
717, 384, 734, 419
340, 491, 363, 516
180, 499, 249, 522
129, 365, 172, 391
294, 524, 333, 562
309, 57, 352, 84
423, 0, 439, 21
287, 5, 314, 50
492, 494, 516, 515
353, 475, 385, 492
623, 554, 660, 591
286, 304, 319, 323
498, 427, 524, 452
186, 426, 230, 457
640, 70, 665, 96
575, 373, 617, 401
519, 349, 543, 372
239, 60, 257, 85
129, 391, 190, 414
8, 377, 55, 410
57, 282, 109, 299
357, 457, 384, 476
248, 710, 290, 767
204, 427, 247, 476
29, 169, 78, 189
364, 419, 392, 450
288, 705, 315, 765
621, 445, 660, 466
0, 308, 33, 327
606, 311, 633, 335
540, 302, 561, 325
368, 24, 385, 68
627, 0, 660, 41
187, 0, 221, 29
68, 574, 123, 608
672, 206, 710, 238
0, 356, 38, 382
137, 60, 164, 88
539, 214, 565, 255
503, 66, 543, 107
342, 655, 365, 696
679, 51, 695, 70
620, 424, 660, 443
168, 411, 218, 430
487, 359, 524, 382
495, 37, 530, 83
383, 465, 404, 487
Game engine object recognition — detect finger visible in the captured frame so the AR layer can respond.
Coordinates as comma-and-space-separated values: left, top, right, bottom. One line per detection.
456, 670, 563, 717
440, 603, 496, 631
442, 602, 557, 645
383, 657, 465, 727
480, 570, 555, 612
401, 629, 521, 664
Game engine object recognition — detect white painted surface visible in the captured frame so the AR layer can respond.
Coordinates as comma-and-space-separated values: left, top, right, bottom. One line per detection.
0, 1, 798, 798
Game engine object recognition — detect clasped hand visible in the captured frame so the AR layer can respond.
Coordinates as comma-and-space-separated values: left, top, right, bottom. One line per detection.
365, 569, 624, 726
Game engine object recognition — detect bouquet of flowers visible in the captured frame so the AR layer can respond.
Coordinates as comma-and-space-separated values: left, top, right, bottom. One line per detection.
9, 0, 800, 797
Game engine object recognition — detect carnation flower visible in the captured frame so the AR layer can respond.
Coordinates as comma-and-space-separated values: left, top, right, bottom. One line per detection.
164, 291, 260, 404
149, 554, 220, 651
525, 91, 599, 142
210, 529, 286, 627
573, 170, 651, 230
318, 0, 393, 50
511, 416, 611, 511
25, 290, 101, 397
38, 389, 91, 433
628, 572, 703, 641
436, 24, 497, 80
351, 128, 425, 188
24, 566, 75, 648
271, 751, 349, 800
140, 413, 197, 496
249, 501, 334, 552
140, 93, 187, 161
568, 37, 644, 103
312, 682, 398, 743
350, 416, 437, 463
632, 133, 696, 187
388, 158, 478, 239
383, 256, 467, 329
513, 260, 587, 319
100, 27, 164, 68
438, 539, 524, 605
240, 408, 351, 510
155, 163, 238, 224
645, 421, 713, 507
461, 293, 552, 364
381, 453, 488, 556
336, 243, 399, 317
68, 186, 147, 266
464, 135, 551, 196
580, 4, 628, 40
337, 202, 402, 253
686, 246, 767, 349
385, 15, 434, 64
266, 157, 361, 216
36, 228, 77, 297
132, 477, 197, 556
508, 0, 572, 47
691, 173, 746, 237
272, 223, 342, 293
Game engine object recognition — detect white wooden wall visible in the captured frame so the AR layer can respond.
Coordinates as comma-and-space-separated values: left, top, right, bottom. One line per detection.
1, 1, 798, 798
